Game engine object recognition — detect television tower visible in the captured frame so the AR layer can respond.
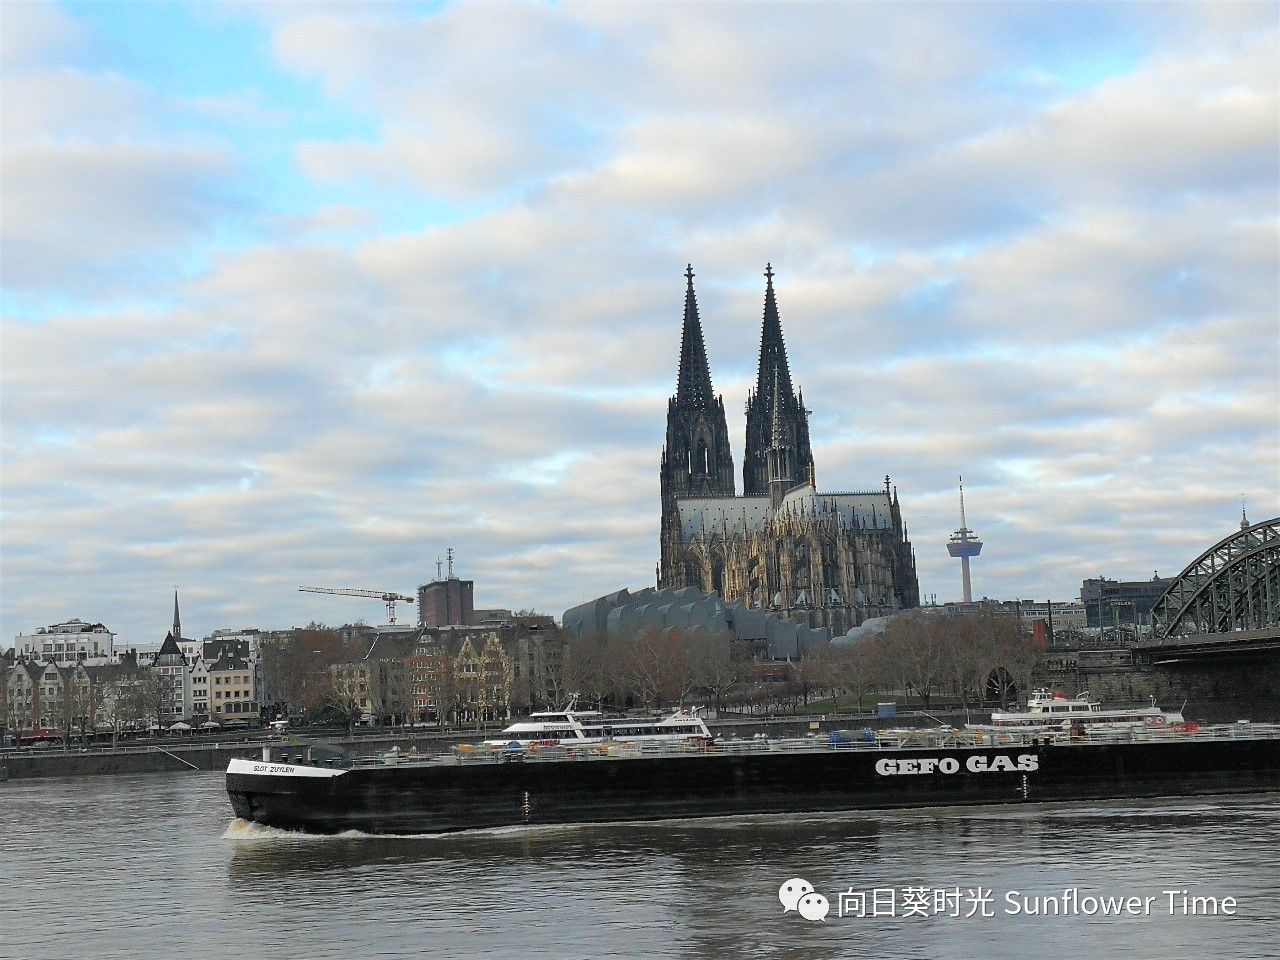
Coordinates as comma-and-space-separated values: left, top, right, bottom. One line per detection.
946, 476, 983, 602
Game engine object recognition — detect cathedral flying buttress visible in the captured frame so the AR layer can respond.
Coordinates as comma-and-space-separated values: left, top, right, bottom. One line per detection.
658, 265, 919, 635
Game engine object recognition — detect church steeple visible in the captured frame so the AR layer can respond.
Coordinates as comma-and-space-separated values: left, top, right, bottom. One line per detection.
660, 265, 736, 589
757, 264, 794, 407
743, 265, 814, 496
676, 264, 715, 410
172, 590, 182, 640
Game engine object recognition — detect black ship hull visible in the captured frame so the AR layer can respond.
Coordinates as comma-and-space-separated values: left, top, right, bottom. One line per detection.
226, 735, 1280, 835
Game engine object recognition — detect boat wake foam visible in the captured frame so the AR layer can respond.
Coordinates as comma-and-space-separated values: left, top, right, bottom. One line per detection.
222, 817, 566, 842
222, 819, 379, 841
221, 817, 658, 842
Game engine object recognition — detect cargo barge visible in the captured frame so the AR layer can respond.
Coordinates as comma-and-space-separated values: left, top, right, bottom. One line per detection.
226, 721, 1280, 835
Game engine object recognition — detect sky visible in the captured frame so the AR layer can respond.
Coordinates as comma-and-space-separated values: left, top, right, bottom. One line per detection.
2, 1, 1277, 647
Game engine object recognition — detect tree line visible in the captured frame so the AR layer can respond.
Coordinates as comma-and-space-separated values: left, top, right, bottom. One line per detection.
258, 610, 1041, 726
561, 608, 1037, 716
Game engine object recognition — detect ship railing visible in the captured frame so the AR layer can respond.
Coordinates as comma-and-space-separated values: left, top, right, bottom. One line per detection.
426, 722, 1280, 766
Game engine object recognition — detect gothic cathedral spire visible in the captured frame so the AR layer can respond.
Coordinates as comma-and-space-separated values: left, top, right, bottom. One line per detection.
660, 265, 736, 588
675, 264, 715, 410
743, 265, 814, 496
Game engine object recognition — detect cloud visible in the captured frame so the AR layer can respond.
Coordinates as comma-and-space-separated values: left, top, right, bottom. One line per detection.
2, 140, 237, 296
0, 9, 246, 306
0, 2, 85, 69
278, 4, 625, 199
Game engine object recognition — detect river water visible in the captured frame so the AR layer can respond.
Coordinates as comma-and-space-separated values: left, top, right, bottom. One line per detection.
1, 772, 1275, 960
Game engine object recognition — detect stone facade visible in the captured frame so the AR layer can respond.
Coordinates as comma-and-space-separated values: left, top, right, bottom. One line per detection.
1034, 645, 1280, 723
658, 265, 919, 636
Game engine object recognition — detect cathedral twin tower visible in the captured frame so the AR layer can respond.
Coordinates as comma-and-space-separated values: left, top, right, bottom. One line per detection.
659, 265, 919, 635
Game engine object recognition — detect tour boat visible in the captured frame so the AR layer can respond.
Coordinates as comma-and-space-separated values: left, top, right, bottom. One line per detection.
483, 699, 712, 748
968, 689, 1187, 734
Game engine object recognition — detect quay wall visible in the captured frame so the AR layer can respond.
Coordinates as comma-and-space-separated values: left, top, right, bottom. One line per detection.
0, 734, 459, 781
1, 744, 263, 779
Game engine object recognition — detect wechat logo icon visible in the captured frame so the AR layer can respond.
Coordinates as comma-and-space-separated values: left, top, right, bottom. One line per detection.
779, 878, 830, 922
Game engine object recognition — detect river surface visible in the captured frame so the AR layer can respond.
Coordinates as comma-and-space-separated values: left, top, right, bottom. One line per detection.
1, 773, 1276, 960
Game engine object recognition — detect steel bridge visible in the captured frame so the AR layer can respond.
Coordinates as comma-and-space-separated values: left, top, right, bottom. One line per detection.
1140, 518, 1280, 661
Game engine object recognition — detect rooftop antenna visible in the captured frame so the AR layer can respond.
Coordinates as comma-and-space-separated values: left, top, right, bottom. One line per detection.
447, 547, 455, 579
436, 558, 443, 581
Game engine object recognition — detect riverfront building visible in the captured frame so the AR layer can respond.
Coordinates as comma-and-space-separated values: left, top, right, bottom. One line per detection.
153, 633, 189, 727
208, 653, 258, 723
419, 571, 476, 628
329, 632, 414, 725
13, 619, 116, 664
1, 653, 146, 740
1081, 575, 1174, 636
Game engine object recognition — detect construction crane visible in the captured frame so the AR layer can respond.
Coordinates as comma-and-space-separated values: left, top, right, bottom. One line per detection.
298, 586, 417, 625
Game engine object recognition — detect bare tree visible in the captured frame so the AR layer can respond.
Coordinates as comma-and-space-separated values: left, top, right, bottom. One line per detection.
263, 626, 343, 719
59, 668, 94, 748
436, 654, 462, 729
541, 638, 568, 708
410, 641, 459, 729
879, 612, 949, 710
101, 678, 143, 747
847, 609, 1040, 715
686, 632, 741, 714
133, 672, 170, 734
626, 628, 687, 708
562, 637, 614, 708
985, 613, 1038, 707
938, 616, 987, 715
399, 663, 420, 728
814, 642, 872, 713
321, 668, 367, 731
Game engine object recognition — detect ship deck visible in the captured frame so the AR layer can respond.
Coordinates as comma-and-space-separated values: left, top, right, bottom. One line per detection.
269, 721, 1280, 772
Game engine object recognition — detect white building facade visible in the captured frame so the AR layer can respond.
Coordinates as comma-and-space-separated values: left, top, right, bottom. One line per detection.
14, 620, 116, 663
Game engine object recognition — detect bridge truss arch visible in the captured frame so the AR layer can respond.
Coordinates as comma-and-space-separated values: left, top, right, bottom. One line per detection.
1151, 518, 1280, 640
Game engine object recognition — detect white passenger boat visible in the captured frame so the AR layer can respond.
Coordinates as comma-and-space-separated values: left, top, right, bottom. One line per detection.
968, 689, 1187, 734
484, 698, 712, 747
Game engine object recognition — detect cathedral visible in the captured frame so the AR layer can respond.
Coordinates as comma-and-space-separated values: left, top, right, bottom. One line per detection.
658, 265, 920, 635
